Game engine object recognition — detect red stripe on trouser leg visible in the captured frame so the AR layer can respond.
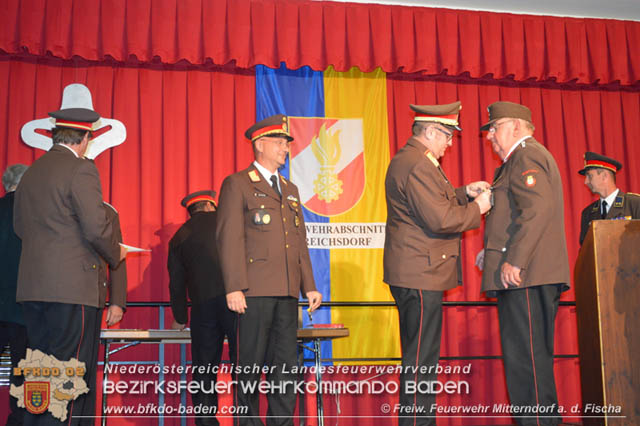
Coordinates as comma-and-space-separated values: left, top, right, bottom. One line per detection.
235, 317, 240, 426
525, 289, 541, 426
413, 291, 424, 426
67, 305, 86, 426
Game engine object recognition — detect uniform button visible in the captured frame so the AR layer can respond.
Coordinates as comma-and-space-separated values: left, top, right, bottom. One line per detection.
501, 247, 506, 252
285, 231, 288, 235
92, 264, 96, 269
260, 205, 265, 208
286, 244, 289, 248
249, 258, 253, 263
281, 204, 284, 209
103, 282, 107, 287
283, 218, 286, 222
442, 254, 446, 259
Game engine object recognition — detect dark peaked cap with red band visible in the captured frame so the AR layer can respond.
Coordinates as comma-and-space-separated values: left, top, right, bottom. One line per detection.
410, 101, 462, 131
244, 114, 293, 142
480, 101, 532, 131
48, 108, 100, 131
181, 190, 217, 208
578, 152, 622, 175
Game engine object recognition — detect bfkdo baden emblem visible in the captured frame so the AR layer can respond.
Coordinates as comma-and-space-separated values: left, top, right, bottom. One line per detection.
24, 381, 50, 414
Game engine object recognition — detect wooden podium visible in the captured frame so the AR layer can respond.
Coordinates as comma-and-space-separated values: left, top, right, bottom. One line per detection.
574, 220, 640, 425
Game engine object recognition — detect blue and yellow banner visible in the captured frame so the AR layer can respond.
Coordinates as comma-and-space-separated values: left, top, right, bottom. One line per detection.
255, 64, 398, 363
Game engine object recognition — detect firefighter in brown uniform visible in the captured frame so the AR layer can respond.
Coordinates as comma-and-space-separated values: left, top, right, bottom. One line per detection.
578, 152, 640, 245
216, 114, 322, 426
168, 190, 236, 426
14, 108, 126, 425
477, 101, 570, 426
384, 102, 492, 426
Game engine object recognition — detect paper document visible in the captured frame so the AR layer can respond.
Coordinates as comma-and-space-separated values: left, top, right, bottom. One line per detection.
119, 243, 151, 253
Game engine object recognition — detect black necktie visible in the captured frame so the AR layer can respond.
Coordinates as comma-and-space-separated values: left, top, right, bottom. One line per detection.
270, 175, 281, 198
601, 200, 608, 219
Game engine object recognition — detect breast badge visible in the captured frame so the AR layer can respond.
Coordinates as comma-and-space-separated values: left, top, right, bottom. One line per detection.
253, 210, 271, 225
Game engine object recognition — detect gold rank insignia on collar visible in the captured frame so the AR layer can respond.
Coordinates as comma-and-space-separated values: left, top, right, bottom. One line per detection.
424, 150, 439, 167
280, 175, 288, 185
248, 170, 261, 182
614, 196, 624, 208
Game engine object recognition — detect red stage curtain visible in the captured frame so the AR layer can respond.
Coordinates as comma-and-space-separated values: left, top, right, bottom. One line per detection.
386, 74, 640, 421
1, 0, 639, 84
3, 53, 639, 424
0, 54, 256, 426
0, 54, 255, 307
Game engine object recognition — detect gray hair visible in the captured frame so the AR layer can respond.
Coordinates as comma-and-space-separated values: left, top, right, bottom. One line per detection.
3, 164, 28, 191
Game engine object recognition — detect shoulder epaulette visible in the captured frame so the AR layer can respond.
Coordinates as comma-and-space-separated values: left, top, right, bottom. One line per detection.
424, 150, 439, 167
248, 170, 261, 182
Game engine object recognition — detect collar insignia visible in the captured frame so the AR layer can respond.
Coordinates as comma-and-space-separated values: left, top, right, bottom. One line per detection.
424, 150, 439, 167
614, 196, 624, 208
248, 170, 261, 182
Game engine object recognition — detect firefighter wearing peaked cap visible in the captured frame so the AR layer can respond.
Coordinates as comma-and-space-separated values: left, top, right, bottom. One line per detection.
216, 114, 321, 425
168, 190, 235, 426
579, 151, 640, 245
14, 107, 127, 424
383, 102, 492, 426
478, 101, 570, 426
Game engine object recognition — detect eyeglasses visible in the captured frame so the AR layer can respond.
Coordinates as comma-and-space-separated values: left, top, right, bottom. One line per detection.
488, 120, 514, 133
267, 139, 291, 148
431, 126, 453, 141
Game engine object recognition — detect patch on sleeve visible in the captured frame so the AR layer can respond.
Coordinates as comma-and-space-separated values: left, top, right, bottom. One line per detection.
521, 169, 539, 176
525, 174, 536, 187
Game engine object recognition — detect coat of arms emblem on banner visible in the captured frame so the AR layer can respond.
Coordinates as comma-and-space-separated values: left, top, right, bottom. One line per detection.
24, 382, 50, 414
288, 118, 365, 216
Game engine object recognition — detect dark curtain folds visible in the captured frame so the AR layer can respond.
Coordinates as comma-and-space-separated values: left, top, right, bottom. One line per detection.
1, 0, 639, 84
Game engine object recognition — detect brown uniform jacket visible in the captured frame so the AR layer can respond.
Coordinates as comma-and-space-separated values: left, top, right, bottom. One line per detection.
383, 137, 482, 291
216, 164, 316, 298
98, 202, 127, 309
579, 191, 640, 245
481, 137, 570, 295
14, 144, 121, 307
